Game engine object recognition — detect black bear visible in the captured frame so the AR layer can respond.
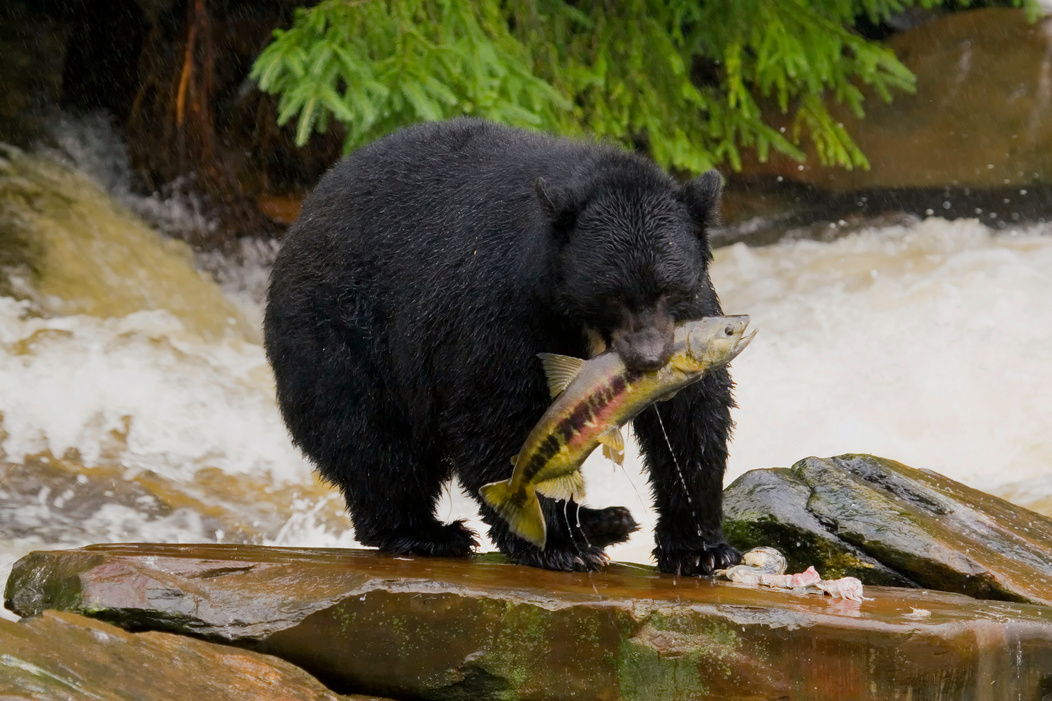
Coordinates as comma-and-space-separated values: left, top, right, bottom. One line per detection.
264, 118, 739, 574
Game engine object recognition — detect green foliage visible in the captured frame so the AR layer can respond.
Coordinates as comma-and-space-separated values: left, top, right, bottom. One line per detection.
252, 1, 570, 148
251, 0, 1039, 174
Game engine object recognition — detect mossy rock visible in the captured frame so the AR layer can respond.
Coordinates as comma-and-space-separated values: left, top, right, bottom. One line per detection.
723, 454, 1052, 605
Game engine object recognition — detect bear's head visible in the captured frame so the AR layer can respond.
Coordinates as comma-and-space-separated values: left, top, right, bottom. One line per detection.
539, 165, 722, 372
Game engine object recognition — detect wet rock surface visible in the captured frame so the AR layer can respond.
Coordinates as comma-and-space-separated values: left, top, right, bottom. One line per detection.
724, 454, 1052, 606
7, 542, 1052, 700
0, 609, 383, 700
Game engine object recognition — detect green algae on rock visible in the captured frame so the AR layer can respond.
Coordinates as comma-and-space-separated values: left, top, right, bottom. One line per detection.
7, 543, 1052, 700
724, 454, 1052, 606
722, 466, 918, 588
0, 609, 385, 700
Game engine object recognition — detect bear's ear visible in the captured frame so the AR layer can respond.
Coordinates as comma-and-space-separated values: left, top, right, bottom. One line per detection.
535, 177, 580, 241
680, 170, 723, 231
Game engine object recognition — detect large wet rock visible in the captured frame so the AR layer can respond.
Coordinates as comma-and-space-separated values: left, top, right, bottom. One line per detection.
739, 8, 1052, 192
723, 454, 1052, 606
0, 609, 383, 700
7, 543, 1052, 700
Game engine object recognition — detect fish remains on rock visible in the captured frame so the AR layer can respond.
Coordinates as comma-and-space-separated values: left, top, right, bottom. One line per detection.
481, 315, 755, 548
716, 547, 866, 602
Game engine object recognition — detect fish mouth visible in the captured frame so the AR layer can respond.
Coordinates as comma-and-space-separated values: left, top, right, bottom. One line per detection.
723, 326, 757, 364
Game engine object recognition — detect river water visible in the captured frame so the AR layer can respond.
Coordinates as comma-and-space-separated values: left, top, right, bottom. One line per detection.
1, 122, 1050, 612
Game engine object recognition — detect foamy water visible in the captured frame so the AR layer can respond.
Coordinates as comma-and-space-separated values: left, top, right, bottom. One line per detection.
0, 298, 305, 483
2, 120, 1050, 603
719, 219, 1052, 487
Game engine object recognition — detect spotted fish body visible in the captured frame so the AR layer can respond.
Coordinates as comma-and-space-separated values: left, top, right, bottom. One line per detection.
480, 315, 754, 548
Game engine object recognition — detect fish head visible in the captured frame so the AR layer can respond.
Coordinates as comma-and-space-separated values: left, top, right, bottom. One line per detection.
682, 315, 754, 370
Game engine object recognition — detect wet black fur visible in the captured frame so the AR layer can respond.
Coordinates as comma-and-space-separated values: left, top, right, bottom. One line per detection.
264, 118, 740, 574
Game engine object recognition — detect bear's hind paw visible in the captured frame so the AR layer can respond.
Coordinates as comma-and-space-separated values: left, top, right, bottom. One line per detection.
381, 520, 479, 558
577, 505, 639, 547
512, 546, 610, 572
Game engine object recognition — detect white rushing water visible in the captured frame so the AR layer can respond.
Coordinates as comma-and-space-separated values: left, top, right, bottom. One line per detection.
717, 220, 1052, 489
1, 119, 1050, 595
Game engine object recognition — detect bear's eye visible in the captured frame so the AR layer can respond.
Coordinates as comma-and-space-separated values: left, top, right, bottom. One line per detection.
607, 294, 636, 316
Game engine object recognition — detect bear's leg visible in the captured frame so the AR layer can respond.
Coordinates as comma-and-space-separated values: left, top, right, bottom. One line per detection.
633, 369, 742, 575
455, 437, 638, 571
337, 428, 478, 558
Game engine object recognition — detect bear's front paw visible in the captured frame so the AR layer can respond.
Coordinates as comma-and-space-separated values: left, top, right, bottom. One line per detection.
655, 541, 741, 576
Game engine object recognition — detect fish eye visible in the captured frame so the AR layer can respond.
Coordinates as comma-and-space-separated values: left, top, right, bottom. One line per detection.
724, 324, 734, 336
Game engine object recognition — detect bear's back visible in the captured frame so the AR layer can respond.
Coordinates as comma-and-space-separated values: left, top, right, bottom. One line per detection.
295, 119, 642, 255
267, 118, 693, 369
273, 120, 639, 317
266, 120, 599, 373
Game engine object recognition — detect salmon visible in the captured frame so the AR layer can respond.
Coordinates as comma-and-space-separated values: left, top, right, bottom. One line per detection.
480, 315, 755, 547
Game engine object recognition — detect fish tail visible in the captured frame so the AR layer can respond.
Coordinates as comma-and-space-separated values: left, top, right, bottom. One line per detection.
479, 480, 547, 549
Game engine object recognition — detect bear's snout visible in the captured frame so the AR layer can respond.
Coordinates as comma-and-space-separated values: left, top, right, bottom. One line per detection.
612, 306, 675, 372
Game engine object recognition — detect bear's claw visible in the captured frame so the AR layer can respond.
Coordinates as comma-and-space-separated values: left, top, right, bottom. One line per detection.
380, 520, 479, 558
511, 546, 611, 572
655, 541, 741, 576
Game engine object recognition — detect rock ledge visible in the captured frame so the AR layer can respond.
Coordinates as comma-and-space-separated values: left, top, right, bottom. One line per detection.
7, 543, 1052, 700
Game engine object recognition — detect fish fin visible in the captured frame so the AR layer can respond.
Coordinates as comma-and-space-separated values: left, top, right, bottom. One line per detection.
479, 480, 547, 548
669, 356, 697, 374
537, 353, 585, 398
597, 427, 624, 453
535, 469, 586, 502
598, 427, 625, 465
602, 442, 625, 466
660, 389, 680, 402
510, 455, 518, 466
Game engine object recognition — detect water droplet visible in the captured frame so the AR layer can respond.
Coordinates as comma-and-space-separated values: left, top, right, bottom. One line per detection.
654, 406, 702, 535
